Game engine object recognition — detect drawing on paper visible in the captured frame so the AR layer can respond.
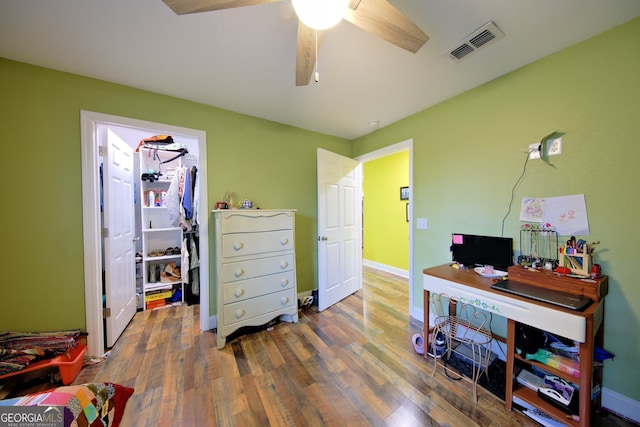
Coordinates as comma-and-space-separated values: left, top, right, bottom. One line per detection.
520, 194, 589, 236
520, 198, 546, 223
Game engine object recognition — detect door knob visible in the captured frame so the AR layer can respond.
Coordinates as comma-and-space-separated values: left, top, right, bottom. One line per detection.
317, 236, 328, 241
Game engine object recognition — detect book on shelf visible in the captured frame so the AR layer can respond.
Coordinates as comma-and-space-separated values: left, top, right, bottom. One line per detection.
522, 408, 569, 427
516, 369, 544, 391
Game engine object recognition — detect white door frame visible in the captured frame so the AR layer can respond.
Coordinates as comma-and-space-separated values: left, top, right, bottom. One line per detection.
355, 139, 417, 320
80, 110, 210, 357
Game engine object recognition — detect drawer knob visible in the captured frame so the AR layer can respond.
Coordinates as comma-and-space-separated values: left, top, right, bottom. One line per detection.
280, 238, 289, 245
281, 297, 289, 305
233, 242, 244, 251
280, 261, 288, 269
234, 288, 244, 297
235, 309, 245, 319
280, 279, 289, 287
234, 268, 244, 277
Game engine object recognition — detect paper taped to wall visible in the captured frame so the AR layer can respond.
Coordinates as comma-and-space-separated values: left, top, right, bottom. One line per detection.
520, 194, 589, 236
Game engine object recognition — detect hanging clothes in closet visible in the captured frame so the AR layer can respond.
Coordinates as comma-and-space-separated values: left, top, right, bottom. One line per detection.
167, 163, 200, 300
182, 231, 200, 297
185, 166, 200, 297
191, 166, 199, 225
166, 166, 198, 229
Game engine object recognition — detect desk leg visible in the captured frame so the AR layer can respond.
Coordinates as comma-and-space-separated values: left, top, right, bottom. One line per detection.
506, 319, 516, 411
593, 302, 605, 411
577, 315, 595, 427
423, 290, 430, 359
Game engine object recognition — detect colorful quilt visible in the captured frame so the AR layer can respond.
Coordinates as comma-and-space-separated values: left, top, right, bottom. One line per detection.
0, 382, 134, 427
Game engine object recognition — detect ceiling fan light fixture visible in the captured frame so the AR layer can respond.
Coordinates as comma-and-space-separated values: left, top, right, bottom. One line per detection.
292, 0, 349, 30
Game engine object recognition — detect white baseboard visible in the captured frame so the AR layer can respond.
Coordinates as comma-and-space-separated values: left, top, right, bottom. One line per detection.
602, 387, 640, 424
363, 259, 409, 279
411, 306, 424, 325
208, 315, 217, 330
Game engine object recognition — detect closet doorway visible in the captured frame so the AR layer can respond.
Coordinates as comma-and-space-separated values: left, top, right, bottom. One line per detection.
80, 111, 210, 357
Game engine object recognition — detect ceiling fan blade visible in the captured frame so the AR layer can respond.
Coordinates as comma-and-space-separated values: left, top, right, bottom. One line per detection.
344, 0, 429, 53
296, 22, 324, 86
162, 0, 280, 15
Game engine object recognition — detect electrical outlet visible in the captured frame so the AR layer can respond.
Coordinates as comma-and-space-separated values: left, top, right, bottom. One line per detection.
529, 143, 541, 160
548, 137, 562, 156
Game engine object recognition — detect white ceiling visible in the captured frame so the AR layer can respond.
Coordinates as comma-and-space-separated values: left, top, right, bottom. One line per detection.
1, 0, 639, 139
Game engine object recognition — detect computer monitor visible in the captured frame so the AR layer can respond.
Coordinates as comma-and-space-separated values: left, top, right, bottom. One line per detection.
451, 233, 514, 270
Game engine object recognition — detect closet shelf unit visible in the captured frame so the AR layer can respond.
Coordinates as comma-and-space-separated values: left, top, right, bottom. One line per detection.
139, 147, 185, 309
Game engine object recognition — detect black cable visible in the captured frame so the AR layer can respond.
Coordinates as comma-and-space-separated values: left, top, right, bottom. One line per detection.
500, 148, 536, 237
444, 356, 463, 381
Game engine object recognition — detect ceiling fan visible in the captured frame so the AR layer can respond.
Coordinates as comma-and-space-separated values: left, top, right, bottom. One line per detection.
161, 0, 429, 86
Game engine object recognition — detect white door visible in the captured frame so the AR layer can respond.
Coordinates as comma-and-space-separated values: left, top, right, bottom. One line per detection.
317, 148, 362, 311
103, 128, 137, 347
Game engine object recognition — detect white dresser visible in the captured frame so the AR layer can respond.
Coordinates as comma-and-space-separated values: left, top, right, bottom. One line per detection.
213, 209, 298, 349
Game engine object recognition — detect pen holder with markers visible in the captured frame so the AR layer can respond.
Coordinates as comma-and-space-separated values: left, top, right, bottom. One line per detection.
558, 245, 592, 276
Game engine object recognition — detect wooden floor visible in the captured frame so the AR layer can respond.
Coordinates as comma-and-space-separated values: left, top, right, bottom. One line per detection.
4, 267, 634, 426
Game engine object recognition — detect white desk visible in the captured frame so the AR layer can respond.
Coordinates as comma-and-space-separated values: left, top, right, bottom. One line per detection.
423, 264, 607, 427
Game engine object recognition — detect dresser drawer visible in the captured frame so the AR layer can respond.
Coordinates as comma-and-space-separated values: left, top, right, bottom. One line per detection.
220, 210, 293, 234
221, 230, 293, 259
223, 289, 295, 326
222, 271, 295, 304
220, 254, 294, 283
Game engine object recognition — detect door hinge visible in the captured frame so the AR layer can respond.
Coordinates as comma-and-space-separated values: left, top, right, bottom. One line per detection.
103, 307, 111, 318
98, 145, 107, 157
102, 228, 109, 238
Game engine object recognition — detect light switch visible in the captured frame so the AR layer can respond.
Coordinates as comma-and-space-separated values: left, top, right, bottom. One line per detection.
417, 218, 428, 229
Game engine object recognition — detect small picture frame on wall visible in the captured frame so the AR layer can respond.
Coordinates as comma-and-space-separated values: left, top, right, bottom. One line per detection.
400, 186, 409, 200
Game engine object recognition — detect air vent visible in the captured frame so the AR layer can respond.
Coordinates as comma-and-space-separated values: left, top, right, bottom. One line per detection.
448, 21, 504, 62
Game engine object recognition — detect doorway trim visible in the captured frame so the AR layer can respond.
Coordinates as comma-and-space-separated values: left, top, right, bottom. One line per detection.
80, 110, 210, 357
355, 139, 417, 319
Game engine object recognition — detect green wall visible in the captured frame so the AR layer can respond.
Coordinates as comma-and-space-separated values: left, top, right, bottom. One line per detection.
353, 18, 640, 402
363, 151, 409, 270
0, 58, 350, 333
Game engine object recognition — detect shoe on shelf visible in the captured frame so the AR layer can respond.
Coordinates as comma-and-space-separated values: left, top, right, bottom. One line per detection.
412, 334, 424, 355
161, 262, 182, 282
